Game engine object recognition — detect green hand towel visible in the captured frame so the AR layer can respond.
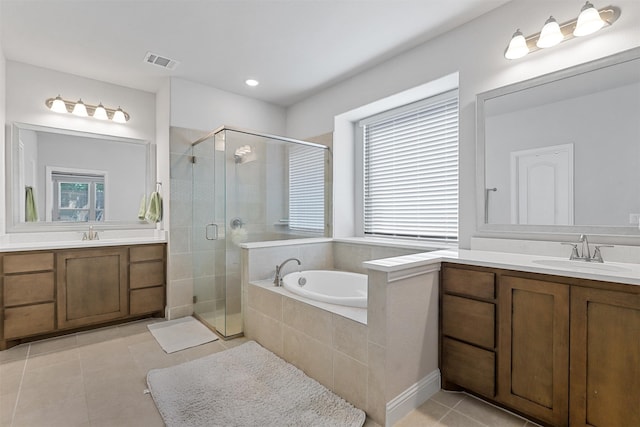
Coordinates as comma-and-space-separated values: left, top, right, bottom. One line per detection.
138, 195, 147, 220
25, 186, 38, 222
145, 191, 163, 223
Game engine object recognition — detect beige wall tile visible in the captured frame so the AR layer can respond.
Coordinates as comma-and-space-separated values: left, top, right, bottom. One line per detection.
299, 243, 334, 270
333, 243, 371, 273
169, 252, 193, 280
283, 297, 333, 344
333, 350, 368, 411
247, 283, 283, 321
385, 272, 439, 400
333, 314, 368, 364
367, 342, 386, 426
169, 277, 194, 307
283, 325, 333, 389
245, 307, 284, 358
367, 270, 388, 347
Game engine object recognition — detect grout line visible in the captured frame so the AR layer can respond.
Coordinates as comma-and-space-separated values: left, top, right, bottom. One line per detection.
10, 344, 31, 427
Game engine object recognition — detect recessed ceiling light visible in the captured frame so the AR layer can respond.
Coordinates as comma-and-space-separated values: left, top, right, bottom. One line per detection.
245, 79, 259, 87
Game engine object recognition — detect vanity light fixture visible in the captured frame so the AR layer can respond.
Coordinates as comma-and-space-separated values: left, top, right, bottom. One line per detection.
504, 3, 619, 60
45, 96, 131, 123
536, 16, 563, 48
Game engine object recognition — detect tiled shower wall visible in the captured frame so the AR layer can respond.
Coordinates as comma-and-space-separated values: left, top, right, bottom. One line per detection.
167, 126, 208, 318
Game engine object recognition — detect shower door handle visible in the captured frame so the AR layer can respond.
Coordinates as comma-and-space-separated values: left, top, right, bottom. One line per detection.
205, 223, 219, 240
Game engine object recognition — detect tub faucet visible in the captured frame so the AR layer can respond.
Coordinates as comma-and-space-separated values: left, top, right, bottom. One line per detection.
274, 258, 301, 286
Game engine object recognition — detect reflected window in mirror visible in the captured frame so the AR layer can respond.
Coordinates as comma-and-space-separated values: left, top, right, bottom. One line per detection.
51, 170, 105, 222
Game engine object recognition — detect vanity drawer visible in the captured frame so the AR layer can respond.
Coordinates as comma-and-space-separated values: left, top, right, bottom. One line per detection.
442, 337, 495, 398
130, 261, 165, 289
443, 266, 495, 300
442, 294, 495, 349
4, 303, 56, 339
3, 252, 54, 274
130, 245, 164, 262
4, 272, 55, 306
130, 286, 164, 315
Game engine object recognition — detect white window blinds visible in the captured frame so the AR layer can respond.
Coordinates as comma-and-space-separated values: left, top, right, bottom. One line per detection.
289, 145, 325, 232
361, 90, 459, 241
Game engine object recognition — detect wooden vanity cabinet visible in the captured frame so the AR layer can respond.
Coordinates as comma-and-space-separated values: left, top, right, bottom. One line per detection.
2, 252, 56, 340
1, 243, 166, 349
569, 286, 640, 427
440, 262, 640, 427
498, 275, 569, 427
129, 244, 166, 315
57, 247, 128, 329
440, 265, 497, 398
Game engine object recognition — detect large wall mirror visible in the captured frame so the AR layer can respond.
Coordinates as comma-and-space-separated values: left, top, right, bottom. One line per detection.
477, 47, 640, 236
6, 123, 156, 231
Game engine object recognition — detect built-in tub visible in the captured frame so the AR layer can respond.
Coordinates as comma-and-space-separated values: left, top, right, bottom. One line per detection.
282, 270, 368, 308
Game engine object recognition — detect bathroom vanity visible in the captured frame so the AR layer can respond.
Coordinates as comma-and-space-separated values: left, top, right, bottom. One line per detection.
440, 261, 640, 427
0, 242, 166, 350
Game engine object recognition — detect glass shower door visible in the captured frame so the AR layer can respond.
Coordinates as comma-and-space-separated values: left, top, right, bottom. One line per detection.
192, 132, 228, 335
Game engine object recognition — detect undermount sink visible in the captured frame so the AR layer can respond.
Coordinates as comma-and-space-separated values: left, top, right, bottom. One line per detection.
532, 259, 631, 273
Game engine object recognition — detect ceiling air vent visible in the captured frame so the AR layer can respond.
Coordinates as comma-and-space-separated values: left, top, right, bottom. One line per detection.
144, 51, 179, 70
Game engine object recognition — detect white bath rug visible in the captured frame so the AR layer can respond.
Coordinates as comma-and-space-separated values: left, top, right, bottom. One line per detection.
147, 316, 218, 353
147, 340, 366, 427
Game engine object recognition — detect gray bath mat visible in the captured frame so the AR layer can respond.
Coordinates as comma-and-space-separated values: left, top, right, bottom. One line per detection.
146, 340, 366, 427
147, 316, 218, 353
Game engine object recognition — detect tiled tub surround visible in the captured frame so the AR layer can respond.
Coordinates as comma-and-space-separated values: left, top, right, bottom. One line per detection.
242, 239, 437, 426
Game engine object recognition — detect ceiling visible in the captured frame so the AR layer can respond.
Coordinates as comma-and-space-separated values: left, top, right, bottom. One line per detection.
1, 0, 510, 107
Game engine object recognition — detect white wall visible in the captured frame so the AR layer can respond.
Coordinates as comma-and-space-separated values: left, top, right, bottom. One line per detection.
0, 0, 6, 235
285, 0, 640, 248
170, 77, 286, 134
5, 61, 155, 142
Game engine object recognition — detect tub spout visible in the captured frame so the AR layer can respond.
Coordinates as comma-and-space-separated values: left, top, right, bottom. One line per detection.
274, 258, 301, 286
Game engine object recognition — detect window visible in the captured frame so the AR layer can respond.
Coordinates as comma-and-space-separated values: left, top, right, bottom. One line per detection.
52, 172, 105, 222
360, 89, 459, 241
288, 145, 325, 232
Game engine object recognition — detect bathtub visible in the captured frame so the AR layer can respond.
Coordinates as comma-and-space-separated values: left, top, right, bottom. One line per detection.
282, 270, 368, 308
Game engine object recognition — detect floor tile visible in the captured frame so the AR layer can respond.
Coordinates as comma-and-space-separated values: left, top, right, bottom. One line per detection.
431, 390, 466, 408
454, 396, 527, 427
0, 318, 543, 427
437, 409, 486, 427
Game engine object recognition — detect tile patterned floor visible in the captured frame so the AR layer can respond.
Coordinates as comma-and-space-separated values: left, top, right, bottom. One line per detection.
1, 319, 538, 427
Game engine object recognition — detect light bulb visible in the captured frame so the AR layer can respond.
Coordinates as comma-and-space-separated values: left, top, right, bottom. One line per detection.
574, 2, 605, 36
72, 99, 88, 117
245, 79, 259, 87
112, 107, 127, 123
50, 95, 68, 113
93, 103, 108, 120
505, 29, 529, 59
537, 16, 564, 48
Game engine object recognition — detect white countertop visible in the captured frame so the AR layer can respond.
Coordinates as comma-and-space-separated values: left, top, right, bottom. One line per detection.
363, 249, 640, 286
0, 230, 167, 252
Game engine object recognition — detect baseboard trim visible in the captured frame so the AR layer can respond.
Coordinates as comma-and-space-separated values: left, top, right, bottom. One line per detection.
385, 369, 441, 427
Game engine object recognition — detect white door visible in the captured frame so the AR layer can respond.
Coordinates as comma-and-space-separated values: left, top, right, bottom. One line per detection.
510, 144, 574, 225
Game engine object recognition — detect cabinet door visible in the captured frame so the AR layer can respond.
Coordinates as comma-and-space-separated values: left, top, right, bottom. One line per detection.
498, 275, 569, 427
570, 286, 640, 427
57, 248, 128, 329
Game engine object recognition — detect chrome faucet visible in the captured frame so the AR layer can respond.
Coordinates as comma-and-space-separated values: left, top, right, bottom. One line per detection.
274, 258, 301, 286
82, 226, 99, 241
562, 234, 612, 263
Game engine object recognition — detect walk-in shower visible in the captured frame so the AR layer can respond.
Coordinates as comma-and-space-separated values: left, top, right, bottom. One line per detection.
191, 126, 331, 338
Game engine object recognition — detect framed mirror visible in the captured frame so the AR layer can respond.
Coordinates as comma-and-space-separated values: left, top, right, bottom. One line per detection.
477, 47, 640, 237
6, 123, 156, 231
